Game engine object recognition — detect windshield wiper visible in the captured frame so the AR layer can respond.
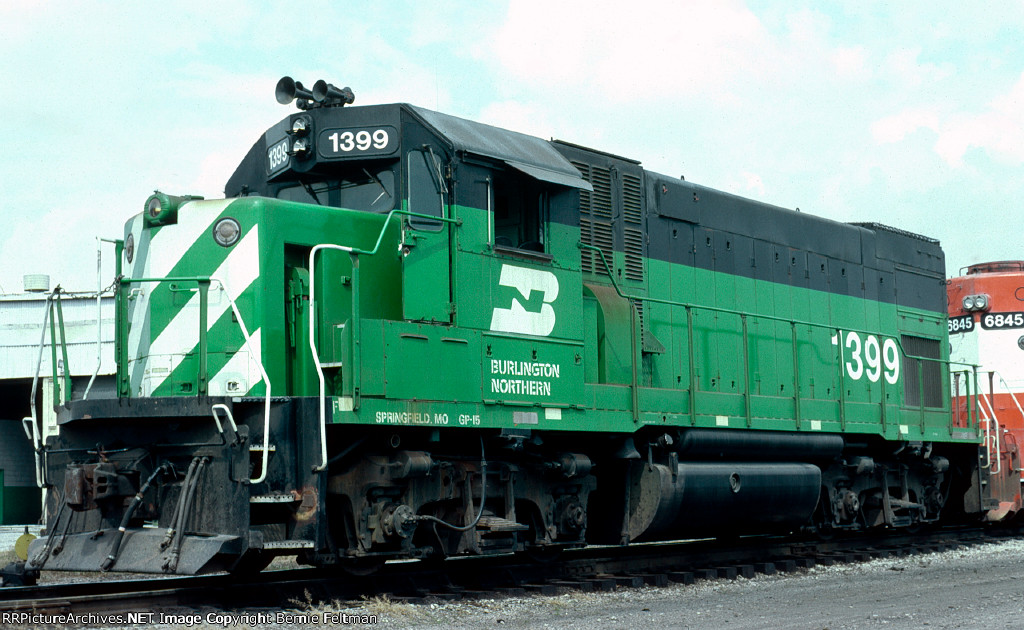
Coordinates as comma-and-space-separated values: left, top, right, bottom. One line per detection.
300, 180, 322, 205
363, 169, 392, 208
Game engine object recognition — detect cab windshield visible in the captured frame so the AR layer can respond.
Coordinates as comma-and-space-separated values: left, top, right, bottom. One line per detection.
278, 165, 396, 212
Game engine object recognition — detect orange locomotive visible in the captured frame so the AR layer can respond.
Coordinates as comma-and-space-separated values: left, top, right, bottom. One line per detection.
948, 261, 1024, 519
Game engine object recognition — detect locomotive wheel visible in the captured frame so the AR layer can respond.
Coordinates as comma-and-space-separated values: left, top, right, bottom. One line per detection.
229, 550, 274, 575
339, 556, 386, 576
519, 545, 563, 564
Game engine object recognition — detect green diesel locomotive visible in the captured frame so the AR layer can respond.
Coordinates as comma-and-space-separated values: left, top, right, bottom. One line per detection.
26, 77, 1013, 574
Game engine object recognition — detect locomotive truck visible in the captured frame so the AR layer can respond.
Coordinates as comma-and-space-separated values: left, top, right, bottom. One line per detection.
25, 77, 1017, 575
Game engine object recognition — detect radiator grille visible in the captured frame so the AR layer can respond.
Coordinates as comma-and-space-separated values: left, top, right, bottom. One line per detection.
901, 335, 943, 408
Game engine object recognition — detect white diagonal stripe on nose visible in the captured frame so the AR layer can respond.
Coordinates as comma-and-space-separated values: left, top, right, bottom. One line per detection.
141, 223, 260, 394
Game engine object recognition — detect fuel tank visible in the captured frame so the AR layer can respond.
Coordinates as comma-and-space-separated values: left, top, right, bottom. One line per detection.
628, 461, 822, 541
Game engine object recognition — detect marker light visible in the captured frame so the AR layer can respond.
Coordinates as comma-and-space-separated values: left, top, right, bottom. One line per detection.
290, 138, 310, 157
291, 118, 310, 135
124, 232, 135, 264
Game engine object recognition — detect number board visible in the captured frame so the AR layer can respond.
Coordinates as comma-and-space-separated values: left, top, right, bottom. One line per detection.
948, 314, 975, 334
980, 312, 1024, 330
318, 126, 399, 159
267, 137, 291, 177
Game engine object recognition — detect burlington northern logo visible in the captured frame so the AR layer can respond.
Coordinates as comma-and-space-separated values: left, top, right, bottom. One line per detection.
489, 264, 558, 336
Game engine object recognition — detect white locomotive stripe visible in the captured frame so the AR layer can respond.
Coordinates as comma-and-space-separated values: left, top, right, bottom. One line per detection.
948, 330, 979, 369
977, 327, 1024, 390
141, 224, 260, 394
208, 327, 262, 396
124, 215, 149, 388
126, 201, 233, 382
150, 200, 234, 279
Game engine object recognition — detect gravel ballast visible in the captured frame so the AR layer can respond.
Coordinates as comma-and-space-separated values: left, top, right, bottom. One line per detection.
320, 538, 1024, 630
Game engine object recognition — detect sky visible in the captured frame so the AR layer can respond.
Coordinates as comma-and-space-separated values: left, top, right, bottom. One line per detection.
1, 0, 1023, 293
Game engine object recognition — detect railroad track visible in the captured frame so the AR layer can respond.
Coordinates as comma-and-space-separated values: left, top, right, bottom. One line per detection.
0, 525, 1016, 617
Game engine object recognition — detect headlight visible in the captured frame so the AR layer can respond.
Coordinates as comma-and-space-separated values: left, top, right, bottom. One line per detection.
212, 217, 241, 247
146, 196, 163, 218
144, 191, 202, 227
962, 294, 991, 311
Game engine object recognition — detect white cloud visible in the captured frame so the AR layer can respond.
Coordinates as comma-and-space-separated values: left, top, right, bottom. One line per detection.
934, 72, 1024, 167
3, 1, 1024, 289
833, 46, 871, 80
880, 46, 955, 88
871, 109, 940, 144
492, 0, 766, 101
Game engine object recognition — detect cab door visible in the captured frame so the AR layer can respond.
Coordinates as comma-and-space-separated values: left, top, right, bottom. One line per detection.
402, 148, 452, 323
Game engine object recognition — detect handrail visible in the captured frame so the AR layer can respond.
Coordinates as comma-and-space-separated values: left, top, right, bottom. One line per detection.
579, 243, 950, 366
309, 244, 354, 473
84, 237, 103, 400
25, 282, 124, 489
211, 403, 240, 444
984, 370, 1024, 477
978, 392, 1001, 474
84, 238, 121, 400
950, 368, 981, 432
308, 208, 460, 473
23, 289, 58, 490
119, 275, 272, 484
21, 417, 42, 488
348, 208, 461, 257
26, 291, 53, 437
993, 371, 1024, 425
50, 291, 72, 407
579, 242, 958, 427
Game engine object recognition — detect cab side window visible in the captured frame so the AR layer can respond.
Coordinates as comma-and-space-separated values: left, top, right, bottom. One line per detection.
492, 170, 549, 253
407, 150, 444, 230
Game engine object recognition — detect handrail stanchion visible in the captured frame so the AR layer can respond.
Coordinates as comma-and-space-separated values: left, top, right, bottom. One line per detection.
197, 280, 209, 396
49, 296, 60, 408
84, 238, 119, 400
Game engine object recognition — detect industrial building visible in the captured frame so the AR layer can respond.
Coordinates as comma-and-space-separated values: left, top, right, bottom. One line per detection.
0, 275, 115, 524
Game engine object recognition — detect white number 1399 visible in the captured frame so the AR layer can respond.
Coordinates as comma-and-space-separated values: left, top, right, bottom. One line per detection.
832, 331, 899, 384
328, 129, 389, 153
